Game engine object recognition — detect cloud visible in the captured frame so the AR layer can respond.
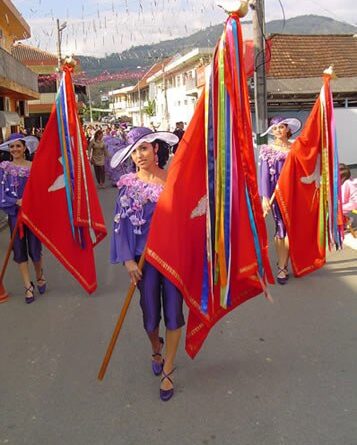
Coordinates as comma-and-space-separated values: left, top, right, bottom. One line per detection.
14, 0, 357, 57
15, 0, 227, 56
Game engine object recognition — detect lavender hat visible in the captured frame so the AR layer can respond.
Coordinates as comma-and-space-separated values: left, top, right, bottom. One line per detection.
110, 127, 179, 168
261, 116, 301, 137
0, 133, 39, 154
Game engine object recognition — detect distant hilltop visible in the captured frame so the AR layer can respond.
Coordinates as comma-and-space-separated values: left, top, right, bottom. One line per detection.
78, 14, 357, 78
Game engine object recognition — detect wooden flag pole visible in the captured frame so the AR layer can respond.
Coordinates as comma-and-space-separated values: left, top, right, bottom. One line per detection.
0, 217, 20, 302
263, 191, 276, 218
97, 250, 146, 381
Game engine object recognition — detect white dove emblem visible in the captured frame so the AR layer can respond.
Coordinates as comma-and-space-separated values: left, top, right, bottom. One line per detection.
48, 158, 65, 192
300, 154, 321, 188
191, 195, 208, 219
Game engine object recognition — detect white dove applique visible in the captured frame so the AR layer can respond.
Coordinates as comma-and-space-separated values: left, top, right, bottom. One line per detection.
300, 154, 321, 189
191, 195, 208, 219
48, 158, 65, 192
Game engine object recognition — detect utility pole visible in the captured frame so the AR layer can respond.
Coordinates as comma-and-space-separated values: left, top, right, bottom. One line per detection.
87, 84, 93, 123
138, 85, 142, 126
56, 19, 67, 91
162, 62, 169, 130
251, 0, 268, 148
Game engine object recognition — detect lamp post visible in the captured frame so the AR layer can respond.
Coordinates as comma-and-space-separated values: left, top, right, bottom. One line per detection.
56, 19, 67, 90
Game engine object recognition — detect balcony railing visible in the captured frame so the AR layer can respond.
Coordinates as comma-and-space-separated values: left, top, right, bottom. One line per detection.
0, 47, 38, 94
29, 92, 56, 105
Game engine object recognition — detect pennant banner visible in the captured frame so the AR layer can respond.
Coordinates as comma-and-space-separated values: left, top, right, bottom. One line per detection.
20, 63, 107, 293
275, 74, 344, 277
146, 14, 273, 358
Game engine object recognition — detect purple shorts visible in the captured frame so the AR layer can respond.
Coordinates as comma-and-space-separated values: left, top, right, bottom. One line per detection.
8, 215, 42, 264
136, 258, 185, 333
272, 202, 287, 239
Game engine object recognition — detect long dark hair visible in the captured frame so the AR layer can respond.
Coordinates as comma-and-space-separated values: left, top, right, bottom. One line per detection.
153, 139, 170, 168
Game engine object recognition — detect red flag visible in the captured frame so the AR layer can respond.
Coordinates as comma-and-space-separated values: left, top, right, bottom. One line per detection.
146, 16, 273, 358
20, 63, 107, 293
244, 38, 271, 78
275, 74, 344, 277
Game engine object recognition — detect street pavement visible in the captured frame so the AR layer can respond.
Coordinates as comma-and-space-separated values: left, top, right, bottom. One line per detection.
0, 184, 356, 445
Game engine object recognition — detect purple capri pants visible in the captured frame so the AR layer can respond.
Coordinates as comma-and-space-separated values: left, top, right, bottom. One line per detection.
136, 257, 185, 333
9, 215, 42, 264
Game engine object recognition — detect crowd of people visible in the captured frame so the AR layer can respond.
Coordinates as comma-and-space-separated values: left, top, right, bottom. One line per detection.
0, 117, 356, 402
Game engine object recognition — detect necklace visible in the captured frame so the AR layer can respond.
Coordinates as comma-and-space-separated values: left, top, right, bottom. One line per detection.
273, 141, 290, 151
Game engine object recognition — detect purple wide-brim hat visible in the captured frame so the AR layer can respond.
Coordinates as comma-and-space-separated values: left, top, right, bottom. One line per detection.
0, 133, 39, 154
261, 116, 301, 137
110, 127, 179, 168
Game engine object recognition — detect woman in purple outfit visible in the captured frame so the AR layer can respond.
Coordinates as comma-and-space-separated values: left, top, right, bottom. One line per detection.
258, 116, 301, 284
0, 134, 46, 303
103, 134, 131, 186
110, 127, 182, 402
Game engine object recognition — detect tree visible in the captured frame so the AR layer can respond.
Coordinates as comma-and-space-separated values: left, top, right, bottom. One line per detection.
143, 100, 156, 117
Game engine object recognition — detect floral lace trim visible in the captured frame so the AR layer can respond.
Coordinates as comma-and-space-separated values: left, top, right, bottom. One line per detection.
0, 161, 31, 178
259, 144, 288, 178
114, 173, 163, 235
0, 161, 30, 202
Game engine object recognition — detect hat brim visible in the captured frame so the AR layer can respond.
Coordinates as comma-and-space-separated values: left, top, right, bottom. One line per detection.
261, 118, 302, 137
0, 136, 39, 154
110, 131, 179, 168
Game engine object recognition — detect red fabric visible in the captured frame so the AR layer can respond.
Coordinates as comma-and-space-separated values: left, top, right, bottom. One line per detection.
244, 38, 272, 78
147, 86, 272, 358
275, 76, 341, 277
20, 66, 106, 293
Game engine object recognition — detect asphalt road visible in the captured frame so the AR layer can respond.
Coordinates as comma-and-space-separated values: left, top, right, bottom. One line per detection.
0, 184, 356, 445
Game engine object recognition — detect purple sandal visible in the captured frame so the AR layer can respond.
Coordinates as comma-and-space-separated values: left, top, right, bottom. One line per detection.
277, 266, 288, 285
160, 368, 175, 402
25, 282, 35, 304
151, 337, 164, 376
37, 270, 47, 295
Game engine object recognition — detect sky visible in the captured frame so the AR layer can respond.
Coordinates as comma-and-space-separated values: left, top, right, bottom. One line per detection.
10, 0, 357, 57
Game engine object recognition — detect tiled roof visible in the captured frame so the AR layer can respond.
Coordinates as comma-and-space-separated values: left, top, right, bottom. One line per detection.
268, 76, 357, 95
11, 43, 57, 66
268, 34, 357, 78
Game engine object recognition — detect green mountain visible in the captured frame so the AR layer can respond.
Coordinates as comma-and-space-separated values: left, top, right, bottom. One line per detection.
78, 15, 357, 79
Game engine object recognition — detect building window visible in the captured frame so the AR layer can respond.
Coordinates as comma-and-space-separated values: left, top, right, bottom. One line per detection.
176, 75, 181, 87
0, 97, 4, 111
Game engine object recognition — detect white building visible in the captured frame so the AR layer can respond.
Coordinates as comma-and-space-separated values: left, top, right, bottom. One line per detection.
109, 85, 135, 119
147, 48, 213, 131
108, 48, 213, 130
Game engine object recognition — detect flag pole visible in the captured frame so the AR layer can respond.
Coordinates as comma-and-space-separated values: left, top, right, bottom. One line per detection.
0, 217, 20, 302
263, 191, 276, 218
98, 250, 146, 381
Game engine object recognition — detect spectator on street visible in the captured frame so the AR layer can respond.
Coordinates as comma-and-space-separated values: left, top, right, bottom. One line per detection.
172, 121, 185, 154
88, 129, 109, 188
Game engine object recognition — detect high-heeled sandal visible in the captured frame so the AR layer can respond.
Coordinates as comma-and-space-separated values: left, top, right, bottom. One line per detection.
151, 337, 164, 376
36, 270, 47, 295
25, 282, 35, 304
276, 266, 288, 285
283, 266, 289, 279
160, 367, 175, 402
